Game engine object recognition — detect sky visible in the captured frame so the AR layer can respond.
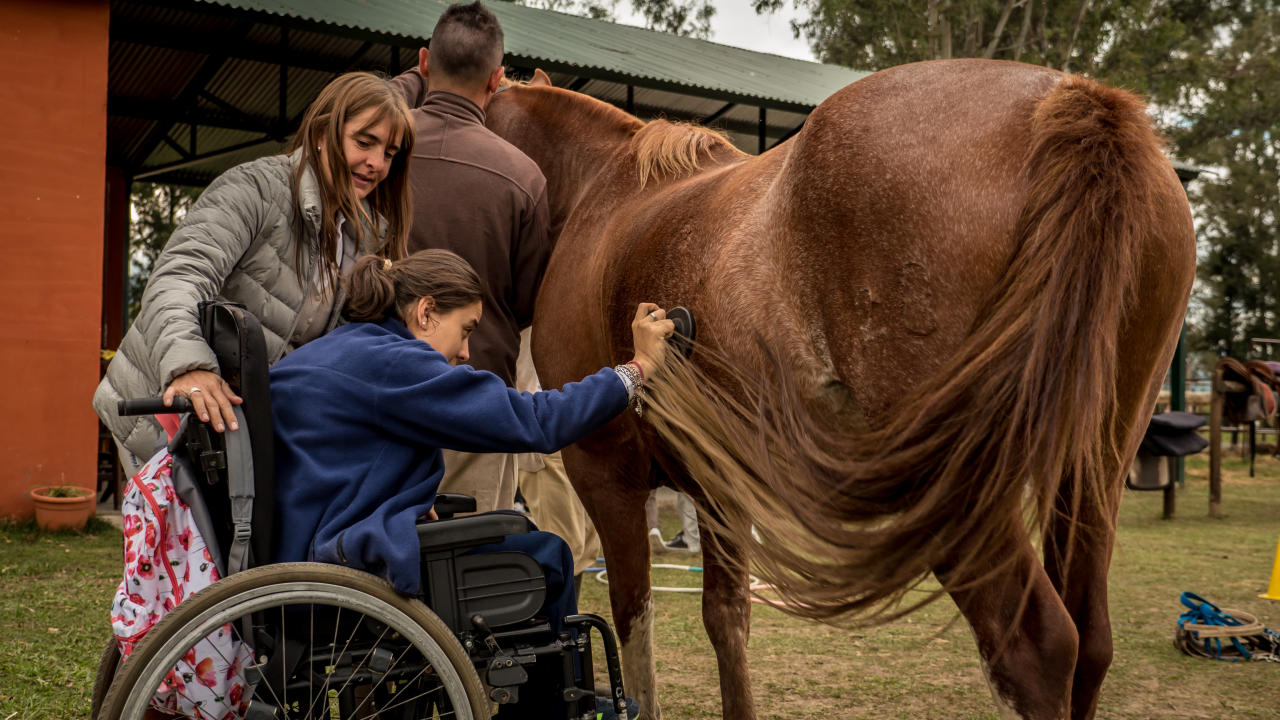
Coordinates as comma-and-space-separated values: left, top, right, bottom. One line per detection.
614, 0, 817, 62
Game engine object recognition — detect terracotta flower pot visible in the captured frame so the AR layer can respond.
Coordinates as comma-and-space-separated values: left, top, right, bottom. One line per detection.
30, 486, 96, 531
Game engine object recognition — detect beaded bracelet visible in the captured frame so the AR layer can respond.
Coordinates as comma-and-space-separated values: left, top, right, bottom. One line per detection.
612, 362, 646, 416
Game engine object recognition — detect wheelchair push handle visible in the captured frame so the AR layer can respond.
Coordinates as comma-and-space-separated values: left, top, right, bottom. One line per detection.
118, 396, 193, 416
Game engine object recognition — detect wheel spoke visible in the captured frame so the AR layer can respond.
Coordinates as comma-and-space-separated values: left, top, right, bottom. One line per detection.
365, 673, 455, 718
328, 620, 389, 711
98, 569, 484, 720
346, 631, 434, 718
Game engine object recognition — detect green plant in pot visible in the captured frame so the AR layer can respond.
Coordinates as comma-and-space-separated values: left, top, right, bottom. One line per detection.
30, 485, 96, 530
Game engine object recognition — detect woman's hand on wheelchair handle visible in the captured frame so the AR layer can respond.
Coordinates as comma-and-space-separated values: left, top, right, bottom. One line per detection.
163, 369, 243, 433
629, 303, 674, 380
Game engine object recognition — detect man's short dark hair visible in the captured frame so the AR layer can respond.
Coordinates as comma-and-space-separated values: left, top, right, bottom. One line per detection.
430, 1, 504, 87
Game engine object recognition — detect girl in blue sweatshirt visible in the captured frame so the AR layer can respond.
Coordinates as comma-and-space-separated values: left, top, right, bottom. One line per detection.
269, 250, 673, 611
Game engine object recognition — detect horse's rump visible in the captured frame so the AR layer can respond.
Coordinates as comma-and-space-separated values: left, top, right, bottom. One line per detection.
641, 61, 1196, 623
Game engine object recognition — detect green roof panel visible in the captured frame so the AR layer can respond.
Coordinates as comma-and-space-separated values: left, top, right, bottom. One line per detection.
198, 0, 868, 111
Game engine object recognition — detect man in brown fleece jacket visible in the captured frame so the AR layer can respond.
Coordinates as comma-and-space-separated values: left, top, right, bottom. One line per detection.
392, 1, 552, 514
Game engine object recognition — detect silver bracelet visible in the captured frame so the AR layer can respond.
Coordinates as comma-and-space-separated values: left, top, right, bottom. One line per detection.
613, 363, 639, 399
612, 363, 645, 415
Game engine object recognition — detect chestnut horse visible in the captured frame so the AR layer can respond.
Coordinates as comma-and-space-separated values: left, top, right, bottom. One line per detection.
486, 60, 1195, 720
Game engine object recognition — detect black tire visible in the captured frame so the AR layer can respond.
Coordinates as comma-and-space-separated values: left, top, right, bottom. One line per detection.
98, 563, 489, 719
89, 635, 119, 720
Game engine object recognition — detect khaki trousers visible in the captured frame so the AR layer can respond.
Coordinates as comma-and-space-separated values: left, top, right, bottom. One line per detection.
518, 451, 600, 575
439, 450, 518, 514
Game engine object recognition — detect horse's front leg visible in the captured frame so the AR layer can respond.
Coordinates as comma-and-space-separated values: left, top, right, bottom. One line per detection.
698, 515, 756, 719
938, 519, 1078, 720
563, 445, 662, 719
1042, 480, 1123, 720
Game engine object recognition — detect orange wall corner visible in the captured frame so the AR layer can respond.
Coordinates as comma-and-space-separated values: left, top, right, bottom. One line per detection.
0, 0, 110, 518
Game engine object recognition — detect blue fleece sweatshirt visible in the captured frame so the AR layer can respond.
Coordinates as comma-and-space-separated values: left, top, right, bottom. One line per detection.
269, 317, 627, 594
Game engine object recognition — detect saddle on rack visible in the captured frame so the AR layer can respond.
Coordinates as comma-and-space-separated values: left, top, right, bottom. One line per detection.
1217, 357, 1278, 425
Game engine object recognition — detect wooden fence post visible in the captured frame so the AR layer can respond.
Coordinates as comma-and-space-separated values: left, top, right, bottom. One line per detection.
1209, 366, 1224, 518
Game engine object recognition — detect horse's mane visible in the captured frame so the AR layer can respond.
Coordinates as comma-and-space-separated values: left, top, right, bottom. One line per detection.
631, 120, 740, 188
501, 75, 741, 188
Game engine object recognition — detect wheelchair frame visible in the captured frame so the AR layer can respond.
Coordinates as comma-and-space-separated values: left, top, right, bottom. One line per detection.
93, 301, 628, 720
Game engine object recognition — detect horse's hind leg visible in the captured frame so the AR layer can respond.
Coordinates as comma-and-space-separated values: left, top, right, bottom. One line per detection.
562, 446, 663, 719
698, 518, 757, 719
939, 520, 1078, 720
1042, 487, 1120, 720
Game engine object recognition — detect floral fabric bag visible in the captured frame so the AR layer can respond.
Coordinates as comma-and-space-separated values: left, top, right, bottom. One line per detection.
110, 446, 256, 718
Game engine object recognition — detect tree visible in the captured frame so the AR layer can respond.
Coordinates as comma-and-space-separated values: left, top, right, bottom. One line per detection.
1171, 4, 1280, 360
509, 0, 715, 38
515, 0, 619, 20
757, 0, 1279, 365
758, 0, 1231, 95
629, 0, 715, 37
126, 183, 199, 330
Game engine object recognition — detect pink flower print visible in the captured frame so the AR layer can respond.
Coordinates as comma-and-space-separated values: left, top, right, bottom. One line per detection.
128, 593, 146, 607
136, 556, 155, 580
124, 548, 136, 564
226, 655, 242, 680
228, 683, 244, 706
122, 513, 142, 537
178, 528, 192, 550
164, 667, 186, 694
144, 523, 157, 548
195, 657, 217, 687
162, 596, 175, 612
184, 647, 197, 665
203, 546, 212, 562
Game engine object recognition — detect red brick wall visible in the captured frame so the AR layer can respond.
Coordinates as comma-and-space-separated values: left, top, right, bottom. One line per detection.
0, 1, 109, 517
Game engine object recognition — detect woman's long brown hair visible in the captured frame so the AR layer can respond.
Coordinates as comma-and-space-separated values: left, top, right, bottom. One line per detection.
288, 71, 415, 295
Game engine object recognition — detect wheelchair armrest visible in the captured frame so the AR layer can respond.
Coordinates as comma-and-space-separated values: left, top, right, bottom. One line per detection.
433, 493, 476, 520
417, 513, 534, 553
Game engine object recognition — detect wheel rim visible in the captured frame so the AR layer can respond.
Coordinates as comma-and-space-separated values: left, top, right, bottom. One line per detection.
114, 581, 479, 720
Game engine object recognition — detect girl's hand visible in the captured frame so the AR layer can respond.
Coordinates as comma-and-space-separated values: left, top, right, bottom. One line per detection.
629, 303, 675, 379
163, 370, 243, 432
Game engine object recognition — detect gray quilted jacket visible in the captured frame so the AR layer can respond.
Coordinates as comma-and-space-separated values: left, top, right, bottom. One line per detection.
94, 153, 388, 459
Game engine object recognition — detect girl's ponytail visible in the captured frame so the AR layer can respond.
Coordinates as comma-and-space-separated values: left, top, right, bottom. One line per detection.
343, 255, 397, 322
342, 249, 482, 325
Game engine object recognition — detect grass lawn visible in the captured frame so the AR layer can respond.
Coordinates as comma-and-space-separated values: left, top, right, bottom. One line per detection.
3, 450, 1278, 719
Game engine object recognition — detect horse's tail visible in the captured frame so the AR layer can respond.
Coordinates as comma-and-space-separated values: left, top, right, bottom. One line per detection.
644, 75, 1172, 621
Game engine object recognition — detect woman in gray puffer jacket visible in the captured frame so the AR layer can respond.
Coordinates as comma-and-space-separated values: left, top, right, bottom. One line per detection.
95, 71, 415, 469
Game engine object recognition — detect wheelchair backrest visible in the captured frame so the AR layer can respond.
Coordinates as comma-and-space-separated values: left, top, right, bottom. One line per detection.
172, 301, 276, 574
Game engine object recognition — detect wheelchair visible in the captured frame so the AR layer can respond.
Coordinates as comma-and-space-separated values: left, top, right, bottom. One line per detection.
92, 302, 628, 720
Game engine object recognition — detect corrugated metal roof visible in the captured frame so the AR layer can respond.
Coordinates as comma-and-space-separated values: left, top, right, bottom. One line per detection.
109, 0, 867, 184
198, 0, 867, 111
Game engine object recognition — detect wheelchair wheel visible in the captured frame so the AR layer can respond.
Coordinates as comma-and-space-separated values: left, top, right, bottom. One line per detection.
99, 562, 489, 720
89, 635, 119, 720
